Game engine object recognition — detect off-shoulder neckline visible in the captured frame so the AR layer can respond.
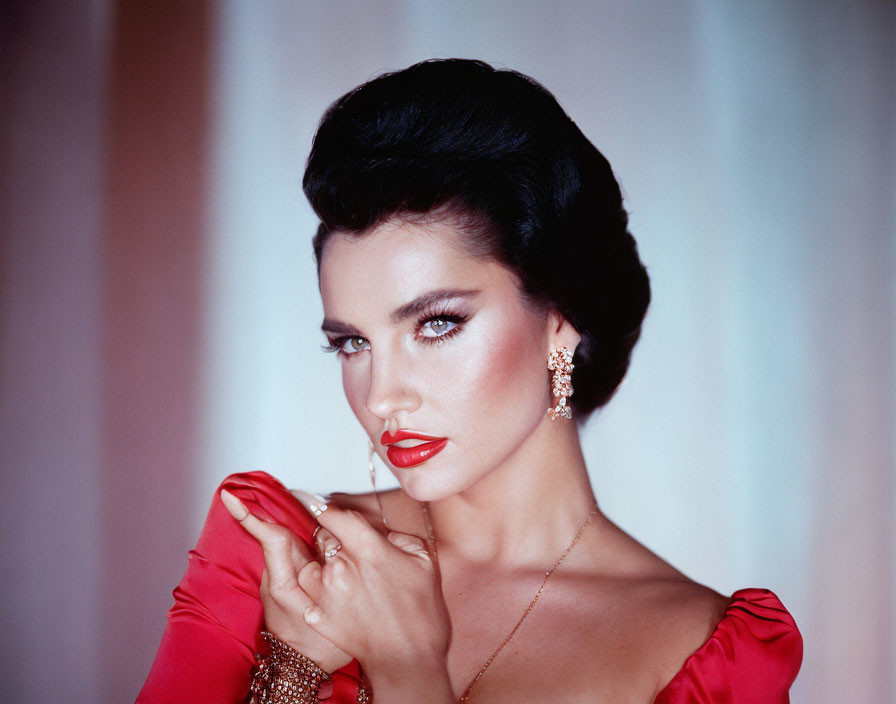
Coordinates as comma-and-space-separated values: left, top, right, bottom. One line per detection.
654, 587, 793, 698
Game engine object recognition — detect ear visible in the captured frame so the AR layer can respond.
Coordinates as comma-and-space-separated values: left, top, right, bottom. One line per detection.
545, 310, 581, 355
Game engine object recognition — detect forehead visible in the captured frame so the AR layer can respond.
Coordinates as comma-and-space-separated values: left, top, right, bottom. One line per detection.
319, 219, 519, 316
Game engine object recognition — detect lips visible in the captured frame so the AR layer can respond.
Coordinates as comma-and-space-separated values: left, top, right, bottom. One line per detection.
380, 429, 448, 468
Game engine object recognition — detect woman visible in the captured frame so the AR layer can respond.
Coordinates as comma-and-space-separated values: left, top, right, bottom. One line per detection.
139, 59, 801, 703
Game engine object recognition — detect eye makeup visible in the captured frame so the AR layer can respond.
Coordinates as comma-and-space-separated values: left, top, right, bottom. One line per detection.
322, 335, 369, 356
412, 303, 469, 345
322, 301, 472, 356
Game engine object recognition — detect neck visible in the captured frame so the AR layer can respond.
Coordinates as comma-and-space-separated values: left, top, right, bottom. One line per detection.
422, 415, 597, 568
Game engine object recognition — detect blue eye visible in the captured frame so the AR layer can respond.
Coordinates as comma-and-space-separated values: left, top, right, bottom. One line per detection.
419, 317, 459, 339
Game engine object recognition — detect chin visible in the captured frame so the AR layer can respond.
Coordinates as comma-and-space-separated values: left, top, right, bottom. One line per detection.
390, 465, 469, 503
393, 474, 447, 503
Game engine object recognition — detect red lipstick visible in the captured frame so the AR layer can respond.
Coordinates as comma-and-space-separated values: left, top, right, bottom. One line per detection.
380, 429, 448, 468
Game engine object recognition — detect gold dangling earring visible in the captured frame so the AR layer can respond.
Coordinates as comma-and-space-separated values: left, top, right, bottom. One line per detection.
547, 346, 574, 420
369, 437, 388, 529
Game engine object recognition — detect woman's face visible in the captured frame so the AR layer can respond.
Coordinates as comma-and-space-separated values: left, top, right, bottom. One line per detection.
319, 218, 559, 502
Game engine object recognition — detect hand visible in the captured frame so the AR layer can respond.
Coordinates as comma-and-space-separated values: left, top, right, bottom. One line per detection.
296, 503, 452, 682
219, 488, 353, 674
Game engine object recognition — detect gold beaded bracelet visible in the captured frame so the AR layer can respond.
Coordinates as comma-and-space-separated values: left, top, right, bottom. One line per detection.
249, 632, 332, 704
356, 673, 372, 704
249, 631, 373, 703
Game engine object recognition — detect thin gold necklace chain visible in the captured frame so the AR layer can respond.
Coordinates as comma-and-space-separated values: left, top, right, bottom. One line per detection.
421, 501, 599, 704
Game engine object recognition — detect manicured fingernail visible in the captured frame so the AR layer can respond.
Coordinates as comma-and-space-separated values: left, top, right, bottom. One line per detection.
314, 527, 339, 556
294, 489, 329, 517
304, 605, 321, 624
323, 541, 342, 559
220, 488, 248, 520
317, 534, 342, 559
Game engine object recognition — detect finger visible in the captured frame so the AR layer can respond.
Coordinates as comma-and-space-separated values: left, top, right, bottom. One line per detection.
291, 536, 315, 569
292, 489, 384, 556
387, 531, 431, 559
314, 504, 385, 555
313, 526, 343, 560
261, 564, 315, 616
220, 488, 304, 591
219, 487, 250, 520
292, 488, 330, 518
301, 599, 356, 660
300, 596, 339, 649
297, 560, 324, 603
304, 603, 324, 625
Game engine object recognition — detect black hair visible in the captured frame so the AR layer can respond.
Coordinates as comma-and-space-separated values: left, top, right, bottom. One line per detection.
303, 58, 650, 420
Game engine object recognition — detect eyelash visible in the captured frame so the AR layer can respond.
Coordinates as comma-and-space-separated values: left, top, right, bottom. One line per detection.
323, 307, 468, 357
416, 311, 466, 345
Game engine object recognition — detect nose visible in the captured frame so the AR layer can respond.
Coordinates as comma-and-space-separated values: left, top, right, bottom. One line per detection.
365, 345, 422, 421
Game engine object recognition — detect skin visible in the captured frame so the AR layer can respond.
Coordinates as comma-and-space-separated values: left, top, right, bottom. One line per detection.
222, 218, 730, 703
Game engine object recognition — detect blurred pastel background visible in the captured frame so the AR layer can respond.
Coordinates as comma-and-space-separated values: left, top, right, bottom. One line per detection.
1, 1, 893, 702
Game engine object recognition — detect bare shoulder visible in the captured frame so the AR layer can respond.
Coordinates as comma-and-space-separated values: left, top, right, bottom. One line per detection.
631, 576, 729, 695
632, 576, 730, 648
587, 518, 730, 693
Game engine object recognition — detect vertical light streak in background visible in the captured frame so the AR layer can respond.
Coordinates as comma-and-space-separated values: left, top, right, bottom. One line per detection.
202, 0, 896, 700
198, 2, 337, 519
199, 3, 304, 518
692, 3, 894, 701
198, 2, 413, 516
694, 0, 816, 600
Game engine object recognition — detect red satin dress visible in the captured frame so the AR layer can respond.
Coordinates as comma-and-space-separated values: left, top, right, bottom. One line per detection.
137, 472, 802, 703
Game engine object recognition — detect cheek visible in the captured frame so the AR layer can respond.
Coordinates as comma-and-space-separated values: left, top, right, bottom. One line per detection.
430, 313, 548, 424
487, 338, 540, 398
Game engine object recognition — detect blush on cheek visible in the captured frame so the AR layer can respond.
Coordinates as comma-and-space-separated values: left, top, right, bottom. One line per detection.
461, 316, 548, 422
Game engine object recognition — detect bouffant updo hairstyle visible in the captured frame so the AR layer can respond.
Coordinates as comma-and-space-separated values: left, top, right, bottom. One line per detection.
303, 59, 650, 421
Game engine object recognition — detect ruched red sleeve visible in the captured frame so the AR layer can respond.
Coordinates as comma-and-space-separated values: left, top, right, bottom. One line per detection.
137, 471, 365, 704
654, 588, 803, 703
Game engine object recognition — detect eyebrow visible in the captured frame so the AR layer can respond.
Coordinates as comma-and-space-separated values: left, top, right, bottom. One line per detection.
321, 288, 481, 336
389, 288, 481, 323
